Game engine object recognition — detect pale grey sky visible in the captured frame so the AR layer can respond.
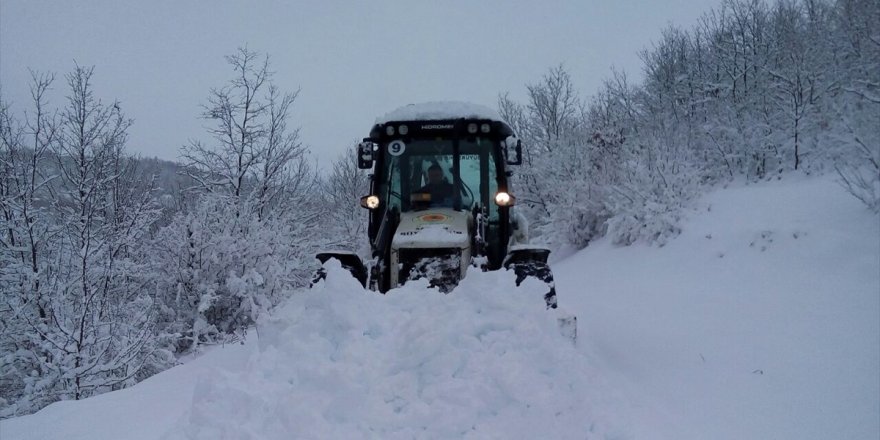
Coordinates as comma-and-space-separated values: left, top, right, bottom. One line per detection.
1, 0, 722, 167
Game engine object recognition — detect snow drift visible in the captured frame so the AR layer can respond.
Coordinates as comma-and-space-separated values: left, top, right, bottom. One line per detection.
159, 263, 615, 439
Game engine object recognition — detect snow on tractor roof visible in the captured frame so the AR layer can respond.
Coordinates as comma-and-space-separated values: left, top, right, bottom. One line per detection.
376, 101, 503, 124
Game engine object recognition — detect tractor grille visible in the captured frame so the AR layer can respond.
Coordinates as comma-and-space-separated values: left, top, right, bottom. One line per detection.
398, 248, 462, 293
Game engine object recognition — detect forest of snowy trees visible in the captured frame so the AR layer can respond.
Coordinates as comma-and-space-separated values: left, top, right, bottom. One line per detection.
1, 0, 877, 418
500, 0, 878, 248
0, 47, 372, 416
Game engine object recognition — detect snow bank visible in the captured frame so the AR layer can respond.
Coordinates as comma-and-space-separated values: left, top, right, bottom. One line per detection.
0, 340, 254, 440
376, 101, 503, 124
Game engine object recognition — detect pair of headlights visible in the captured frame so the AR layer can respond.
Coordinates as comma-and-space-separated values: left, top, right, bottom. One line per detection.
360, 192, 515, 209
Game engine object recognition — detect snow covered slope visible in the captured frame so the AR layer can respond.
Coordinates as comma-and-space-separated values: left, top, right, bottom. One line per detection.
2, 175, 877, 439
556, 174, 880, 439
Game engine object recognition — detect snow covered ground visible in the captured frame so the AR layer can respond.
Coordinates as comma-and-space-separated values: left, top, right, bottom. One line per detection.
2, 174, 877, 439
556, 175, 880, 439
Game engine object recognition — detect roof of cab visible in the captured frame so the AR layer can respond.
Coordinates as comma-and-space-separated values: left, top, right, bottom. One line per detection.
375, 101, 504, 125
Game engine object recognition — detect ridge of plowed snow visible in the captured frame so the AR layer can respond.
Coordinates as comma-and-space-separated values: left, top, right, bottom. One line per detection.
158, 263, 619, 439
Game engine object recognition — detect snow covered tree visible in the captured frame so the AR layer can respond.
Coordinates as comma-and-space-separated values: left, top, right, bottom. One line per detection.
152, 47, 322, 352
0, 66, 168, 417
0, 73, 59, 415
828, 0, 880, 211
45, 64, 162, 401
254, 84, 307, 220
499, 65, 599, 246
180, 47, 310, 217
320, 149, 370, 254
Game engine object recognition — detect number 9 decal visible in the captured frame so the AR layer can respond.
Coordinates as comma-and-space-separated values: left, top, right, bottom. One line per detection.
388, 140, 406, 156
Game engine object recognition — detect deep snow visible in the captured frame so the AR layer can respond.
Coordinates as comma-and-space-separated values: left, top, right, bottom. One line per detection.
2, 174, 877, 439
556, 175, 880, 439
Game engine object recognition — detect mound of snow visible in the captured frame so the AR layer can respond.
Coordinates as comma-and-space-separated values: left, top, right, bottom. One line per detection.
158, 261, 619, 439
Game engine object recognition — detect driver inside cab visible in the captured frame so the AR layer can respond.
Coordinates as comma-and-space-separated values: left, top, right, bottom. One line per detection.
414, 163, 454, 208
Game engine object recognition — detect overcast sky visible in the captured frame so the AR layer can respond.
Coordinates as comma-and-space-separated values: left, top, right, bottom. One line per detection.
1, 0, 722, 168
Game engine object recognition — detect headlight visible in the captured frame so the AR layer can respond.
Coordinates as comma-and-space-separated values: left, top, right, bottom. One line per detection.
366, 195, 380, 209
494, 192, 516, 207
360, 195, 380, 209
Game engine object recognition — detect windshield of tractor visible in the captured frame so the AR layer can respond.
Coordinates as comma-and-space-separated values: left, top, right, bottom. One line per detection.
377, 137, 500, 218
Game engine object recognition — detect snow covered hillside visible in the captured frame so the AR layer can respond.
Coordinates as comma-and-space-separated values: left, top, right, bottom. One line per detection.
556, 175, 880, 439
2, 175, 877, 439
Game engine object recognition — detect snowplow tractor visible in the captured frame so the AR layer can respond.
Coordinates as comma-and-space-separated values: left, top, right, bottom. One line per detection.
316, 102, 575, 340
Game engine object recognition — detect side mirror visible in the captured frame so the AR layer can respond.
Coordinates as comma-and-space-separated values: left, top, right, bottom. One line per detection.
504, 136, 523, 166
357, 141, 375, 169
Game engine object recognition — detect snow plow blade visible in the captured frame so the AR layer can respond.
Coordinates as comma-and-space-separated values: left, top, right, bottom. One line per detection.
504, 246, 578, 343
313, 251, 368, 288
